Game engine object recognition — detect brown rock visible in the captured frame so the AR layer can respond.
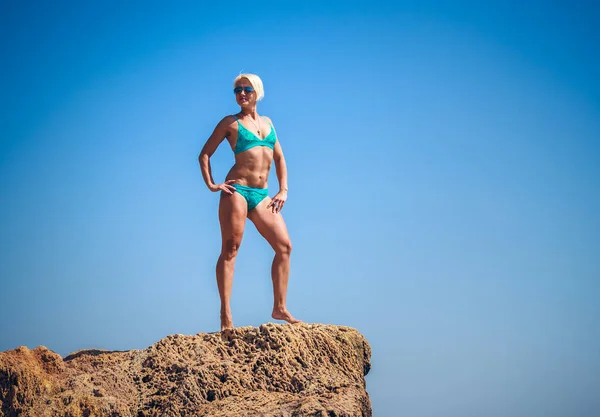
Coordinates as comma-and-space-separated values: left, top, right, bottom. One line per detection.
0, 323, 372, 416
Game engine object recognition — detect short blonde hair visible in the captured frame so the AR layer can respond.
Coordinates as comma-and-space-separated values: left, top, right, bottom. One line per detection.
233, 73, 265, 101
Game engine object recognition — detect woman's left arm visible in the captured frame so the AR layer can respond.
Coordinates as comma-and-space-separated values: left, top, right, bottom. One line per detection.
269, 120, 288, 214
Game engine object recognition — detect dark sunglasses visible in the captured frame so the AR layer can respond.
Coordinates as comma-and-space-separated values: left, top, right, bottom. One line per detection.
233, 86, 255, 94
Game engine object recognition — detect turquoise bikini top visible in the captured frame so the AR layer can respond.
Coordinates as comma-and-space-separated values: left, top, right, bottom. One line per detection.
233, 115, 277, 155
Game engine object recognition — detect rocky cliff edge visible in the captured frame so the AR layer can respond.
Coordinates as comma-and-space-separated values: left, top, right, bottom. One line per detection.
0, 323, 371, 417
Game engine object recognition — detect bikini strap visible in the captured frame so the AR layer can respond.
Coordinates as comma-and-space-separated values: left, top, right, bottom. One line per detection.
232, 114, 239, 121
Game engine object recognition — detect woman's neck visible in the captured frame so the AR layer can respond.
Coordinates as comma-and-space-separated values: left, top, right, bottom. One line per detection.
239, 107, 258, 118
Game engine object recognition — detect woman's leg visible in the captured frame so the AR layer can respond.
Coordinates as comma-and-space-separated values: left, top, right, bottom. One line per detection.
248, 198, 301, 324
217, 191, 248, 330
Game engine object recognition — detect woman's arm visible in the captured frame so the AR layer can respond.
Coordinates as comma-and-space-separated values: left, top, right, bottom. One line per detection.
269, 118, 288, 213
273, 140, 288, 194
199, 117, 236, 194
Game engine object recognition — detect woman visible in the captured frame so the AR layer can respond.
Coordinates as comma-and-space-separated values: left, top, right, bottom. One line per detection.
199, 73, 301, 331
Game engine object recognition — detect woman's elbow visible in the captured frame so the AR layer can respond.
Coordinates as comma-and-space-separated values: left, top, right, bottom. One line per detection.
198, 151, 210, 166
199, 149, 211, 161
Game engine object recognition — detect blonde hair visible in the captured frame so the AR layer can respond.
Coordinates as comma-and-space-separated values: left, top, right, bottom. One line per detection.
233, 73, 265, 101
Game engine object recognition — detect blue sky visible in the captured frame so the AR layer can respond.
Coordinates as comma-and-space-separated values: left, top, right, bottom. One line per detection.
1, 1, 599, 416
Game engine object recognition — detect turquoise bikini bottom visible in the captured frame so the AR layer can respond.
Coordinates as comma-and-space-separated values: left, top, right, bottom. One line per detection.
233, 184, 268, 211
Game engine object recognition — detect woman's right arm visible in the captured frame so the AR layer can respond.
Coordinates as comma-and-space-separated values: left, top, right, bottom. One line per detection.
199, 117, 236, 194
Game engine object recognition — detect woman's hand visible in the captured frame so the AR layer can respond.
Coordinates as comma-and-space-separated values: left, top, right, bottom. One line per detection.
210, 179, 237, 194
268, 190, 287, 213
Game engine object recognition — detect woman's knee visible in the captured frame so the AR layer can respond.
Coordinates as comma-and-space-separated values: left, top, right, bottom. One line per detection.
275, 240, 292, 256
221, 237, 242, 260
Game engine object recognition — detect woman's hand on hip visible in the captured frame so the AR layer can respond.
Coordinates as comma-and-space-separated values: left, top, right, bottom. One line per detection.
210, 179, 237, 194
268, 190, 287, 214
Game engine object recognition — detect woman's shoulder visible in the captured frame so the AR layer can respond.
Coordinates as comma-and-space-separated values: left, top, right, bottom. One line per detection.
210, 115, 239, 139
261, 115, 274, 125
216, 114, 239, 129
219, 114, 238, 124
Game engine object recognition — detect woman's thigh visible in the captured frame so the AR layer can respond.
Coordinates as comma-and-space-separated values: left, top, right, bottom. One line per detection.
247, 198, 291, 252
218, 191, 248, 248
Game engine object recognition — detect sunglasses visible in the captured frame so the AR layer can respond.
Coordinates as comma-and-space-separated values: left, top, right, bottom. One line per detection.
233, 86, 255, 94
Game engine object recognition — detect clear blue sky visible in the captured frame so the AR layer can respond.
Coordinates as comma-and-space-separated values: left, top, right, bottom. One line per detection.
1, 1, 599, 416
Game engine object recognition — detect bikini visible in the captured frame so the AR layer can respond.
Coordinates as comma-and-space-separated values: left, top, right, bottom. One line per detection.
230, 115, 277, 210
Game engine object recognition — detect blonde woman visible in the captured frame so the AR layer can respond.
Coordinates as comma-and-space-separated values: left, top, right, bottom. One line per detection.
199, 74, 301, 331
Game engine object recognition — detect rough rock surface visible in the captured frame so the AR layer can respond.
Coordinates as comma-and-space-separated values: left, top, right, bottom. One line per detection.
0, 323, 371, 416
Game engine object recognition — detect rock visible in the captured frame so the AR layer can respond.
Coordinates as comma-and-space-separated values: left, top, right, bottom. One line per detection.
0, 323, 372, 416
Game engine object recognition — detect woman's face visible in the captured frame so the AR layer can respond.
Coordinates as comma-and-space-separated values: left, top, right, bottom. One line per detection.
234, 78, 256, 107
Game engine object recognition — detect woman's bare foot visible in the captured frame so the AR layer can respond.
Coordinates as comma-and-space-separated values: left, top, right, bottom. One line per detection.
220, 312, 234, 331
272, 308, 302, 324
